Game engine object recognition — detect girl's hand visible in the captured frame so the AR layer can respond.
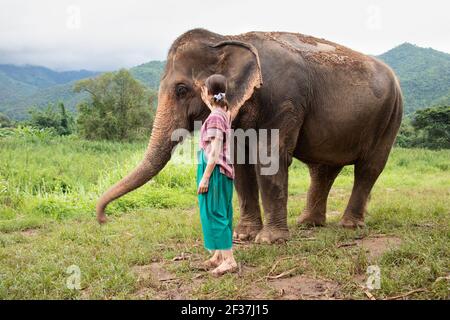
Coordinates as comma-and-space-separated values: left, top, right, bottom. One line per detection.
201, 86, 213, 110
197, 176, 210, 194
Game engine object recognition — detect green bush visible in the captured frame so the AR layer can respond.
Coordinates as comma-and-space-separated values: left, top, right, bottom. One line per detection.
396, 105, 450, 149
0, 113, 12, 128
75, 69, 156, 141
27, 102, 74, 135
1, 125, 57, 142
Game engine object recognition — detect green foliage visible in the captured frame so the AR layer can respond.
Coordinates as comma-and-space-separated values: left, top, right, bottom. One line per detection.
0, 112, 12, 128
412, 105, 450, 149
0, 128, 14, 138
27, 102, 74, 135
0, 65, 98, 120
74, 69, 156, 141
0, 135, 196, 223
377, 43, 450, 114
0, 125, 57, 140
397, 105, 450, 149
130, 61, 165, 90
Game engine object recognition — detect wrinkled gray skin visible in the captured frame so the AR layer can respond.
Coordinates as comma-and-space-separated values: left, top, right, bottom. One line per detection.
96, 29, 403, 244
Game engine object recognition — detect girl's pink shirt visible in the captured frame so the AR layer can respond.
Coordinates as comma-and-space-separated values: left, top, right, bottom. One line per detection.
199, 108, 234, 179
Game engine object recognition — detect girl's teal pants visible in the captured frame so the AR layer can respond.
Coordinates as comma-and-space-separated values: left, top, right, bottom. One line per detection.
197, 149, 233, 250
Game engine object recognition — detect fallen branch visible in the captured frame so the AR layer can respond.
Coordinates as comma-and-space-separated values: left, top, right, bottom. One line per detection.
172, 252, 190, 261
434, 275, 450, 283
266, 267, 298, 280
192, 273, 204, 280
364, 290, 376, 300
290, 237, 317, 242
337, 242, 358, 248
264, 257, 290, 278
255, 257, 289, 282
296, 237, 317, 241
385, 288, 428, 300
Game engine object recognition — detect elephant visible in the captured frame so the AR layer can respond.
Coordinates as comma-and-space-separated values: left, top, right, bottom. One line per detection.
96, 29, 403, 244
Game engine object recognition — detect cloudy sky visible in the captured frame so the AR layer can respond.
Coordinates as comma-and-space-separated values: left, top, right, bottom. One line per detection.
0, 0, 448, 71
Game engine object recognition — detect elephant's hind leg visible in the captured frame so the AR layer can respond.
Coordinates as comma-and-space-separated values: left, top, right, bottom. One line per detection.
233, 161, 263, 241
340, 86, 402, 229
298, 164, 343, 227
339, 158, 387, 229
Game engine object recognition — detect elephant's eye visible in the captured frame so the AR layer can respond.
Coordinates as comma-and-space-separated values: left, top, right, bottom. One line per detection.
175, 84, 188, 98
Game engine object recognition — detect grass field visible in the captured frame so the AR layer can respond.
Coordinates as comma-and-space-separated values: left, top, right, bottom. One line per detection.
0, 133, 449, 299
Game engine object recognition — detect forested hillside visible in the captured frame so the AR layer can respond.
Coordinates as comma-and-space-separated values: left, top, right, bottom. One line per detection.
1, 42, 449, 119
130, 61, 165, 89
0, 65, 98, 119
377, 43, 450, 114
0, 62, 164, 120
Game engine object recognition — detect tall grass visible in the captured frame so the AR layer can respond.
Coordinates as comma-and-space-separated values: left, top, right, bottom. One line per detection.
0, 133, 197, 229
1, 132, 449, 225
0, 132, 449, 299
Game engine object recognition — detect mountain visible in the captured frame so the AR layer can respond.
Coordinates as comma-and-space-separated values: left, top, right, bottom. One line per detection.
376, 43, 450, 113
130, 61, 165, 89
3, 81, 92, 119
0, 65, 99, 120
1, 42, 449, 120
0, 64, 97, 88
0, 62, 164, 120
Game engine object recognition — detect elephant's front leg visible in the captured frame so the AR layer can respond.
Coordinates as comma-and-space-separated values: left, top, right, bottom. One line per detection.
255, 152, 290, 244
233, 162, 263, 240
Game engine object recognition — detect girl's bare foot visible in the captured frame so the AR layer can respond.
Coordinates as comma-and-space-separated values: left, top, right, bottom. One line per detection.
203, 251, 222, 269
210, 258, 237, 277
203, 258, 221, 269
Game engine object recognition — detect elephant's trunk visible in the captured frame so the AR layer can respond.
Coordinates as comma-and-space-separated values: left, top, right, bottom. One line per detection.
96, 104, 176, 223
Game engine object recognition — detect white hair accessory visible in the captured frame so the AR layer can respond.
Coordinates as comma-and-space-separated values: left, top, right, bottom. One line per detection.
213, 92, 226, 101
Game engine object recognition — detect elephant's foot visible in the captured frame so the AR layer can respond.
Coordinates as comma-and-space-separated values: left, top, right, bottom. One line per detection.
339, 215, 365, 229
255, 227, 290, 244
233, 222, 262, 241
297, 211, 326, 227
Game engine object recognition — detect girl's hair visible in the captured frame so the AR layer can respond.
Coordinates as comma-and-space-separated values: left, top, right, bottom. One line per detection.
205, 74, 228, 109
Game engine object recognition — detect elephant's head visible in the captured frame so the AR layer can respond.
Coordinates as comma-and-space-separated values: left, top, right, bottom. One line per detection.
96, 29, 263, 222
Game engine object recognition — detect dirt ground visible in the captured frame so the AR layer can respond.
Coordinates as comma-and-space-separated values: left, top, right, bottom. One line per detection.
130, 235, 403, 300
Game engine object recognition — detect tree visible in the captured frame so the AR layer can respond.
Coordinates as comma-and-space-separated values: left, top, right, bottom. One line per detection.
396, 105, 450, 149
0, 113, 12, 128
396, 118, 417, 148
412, 105, 450, 149
27, 102, 74, 135
74, 69, 156, 141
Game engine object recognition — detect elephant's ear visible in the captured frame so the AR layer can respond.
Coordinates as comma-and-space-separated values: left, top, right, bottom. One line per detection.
210, 40, 263, 120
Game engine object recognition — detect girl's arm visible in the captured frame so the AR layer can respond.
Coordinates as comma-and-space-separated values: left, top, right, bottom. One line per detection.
197, 137, 222, 194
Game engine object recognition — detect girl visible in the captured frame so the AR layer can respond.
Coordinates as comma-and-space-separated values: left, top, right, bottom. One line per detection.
197, 74, 237, 277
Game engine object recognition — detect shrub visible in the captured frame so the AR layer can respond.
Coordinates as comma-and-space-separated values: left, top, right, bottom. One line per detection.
27, 102, 74, 135
74, 69, 156, 141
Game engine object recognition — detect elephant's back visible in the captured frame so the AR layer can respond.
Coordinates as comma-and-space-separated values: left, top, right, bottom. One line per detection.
231, 31, 371, 71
